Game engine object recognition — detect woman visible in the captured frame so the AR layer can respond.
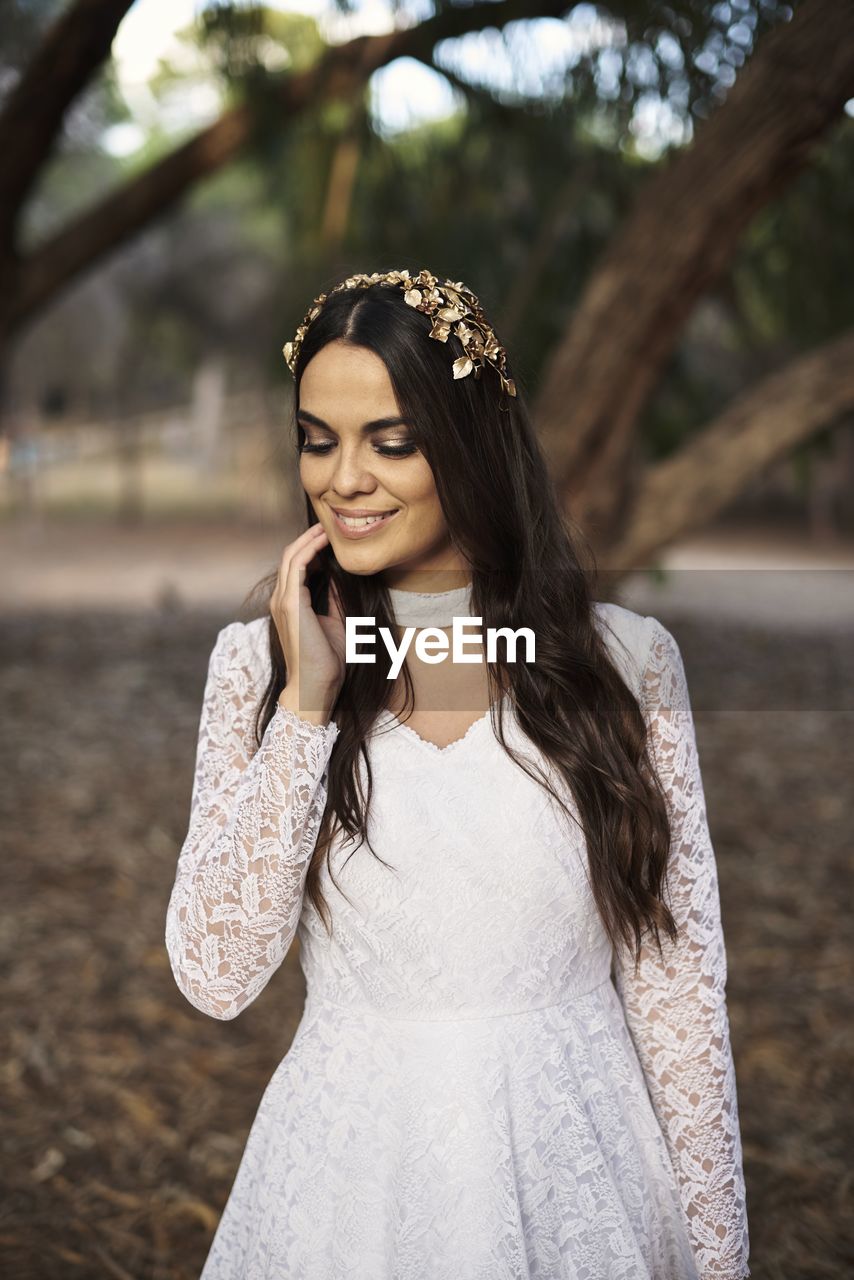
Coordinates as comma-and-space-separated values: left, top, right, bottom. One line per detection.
165, 267, 751, 1279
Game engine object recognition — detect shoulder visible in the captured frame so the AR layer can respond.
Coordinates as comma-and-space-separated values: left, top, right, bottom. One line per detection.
592, 600, 664, 699
209, 616, 272, 688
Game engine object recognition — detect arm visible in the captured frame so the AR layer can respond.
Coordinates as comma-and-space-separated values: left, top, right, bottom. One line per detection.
612, 617, 751, 1279
165, 621, 339, 1021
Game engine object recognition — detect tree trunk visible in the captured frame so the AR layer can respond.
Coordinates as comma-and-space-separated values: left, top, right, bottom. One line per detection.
603, 329, 854, 574
192, 356, 228, 474
320, 107, 365, 251
532, 0, 854, 545
0, 0, 134, 245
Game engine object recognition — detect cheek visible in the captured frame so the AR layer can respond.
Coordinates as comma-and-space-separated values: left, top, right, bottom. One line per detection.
394, 464, 446, 532
394, 458, 441, 508
298, 455, 328, 491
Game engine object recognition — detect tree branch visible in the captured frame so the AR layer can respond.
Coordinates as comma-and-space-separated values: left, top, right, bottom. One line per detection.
604, 329, 854, 573
8, 0, 572, 332
532, 0, 854, 535
0, 0, 135, 237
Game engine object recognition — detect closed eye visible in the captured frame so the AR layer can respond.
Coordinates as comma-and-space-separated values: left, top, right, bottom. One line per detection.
299, 439, 418, 459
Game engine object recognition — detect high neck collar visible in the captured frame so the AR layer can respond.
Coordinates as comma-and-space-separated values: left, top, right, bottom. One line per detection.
387, 582, 474, 628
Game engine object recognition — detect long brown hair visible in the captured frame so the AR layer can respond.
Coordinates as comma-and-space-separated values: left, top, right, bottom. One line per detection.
245, 266, 679, 973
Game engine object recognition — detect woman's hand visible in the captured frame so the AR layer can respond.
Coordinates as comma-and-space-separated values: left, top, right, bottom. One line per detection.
271, 522, 345, 724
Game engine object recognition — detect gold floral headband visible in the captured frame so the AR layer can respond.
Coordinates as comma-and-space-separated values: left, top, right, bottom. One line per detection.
282, 268, 516, 398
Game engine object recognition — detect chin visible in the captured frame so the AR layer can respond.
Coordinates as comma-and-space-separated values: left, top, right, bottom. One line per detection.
330, 543, 398, 575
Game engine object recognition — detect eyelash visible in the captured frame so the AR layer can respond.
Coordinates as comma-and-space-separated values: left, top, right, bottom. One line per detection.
299, 440, 418, 459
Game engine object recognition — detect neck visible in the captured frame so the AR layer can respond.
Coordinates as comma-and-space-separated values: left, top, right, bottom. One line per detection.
383, 569, 472, 593
386, 580, 474, 628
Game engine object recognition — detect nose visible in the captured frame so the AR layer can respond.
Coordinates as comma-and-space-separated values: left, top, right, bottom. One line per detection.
329, 442, 378, 496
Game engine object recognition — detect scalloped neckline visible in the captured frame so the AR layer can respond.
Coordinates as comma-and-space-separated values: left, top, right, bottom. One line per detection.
379, 692, 510, 755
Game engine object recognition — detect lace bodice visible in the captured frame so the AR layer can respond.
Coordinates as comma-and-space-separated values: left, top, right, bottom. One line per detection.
165, 603, 750, 1279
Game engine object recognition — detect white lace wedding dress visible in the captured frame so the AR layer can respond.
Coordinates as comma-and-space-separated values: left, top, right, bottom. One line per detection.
165, 591, 750, 1279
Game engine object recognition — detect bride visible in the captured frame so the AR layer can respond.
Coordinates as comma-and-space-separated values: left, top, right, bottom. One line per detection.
165, 266, 751, 1280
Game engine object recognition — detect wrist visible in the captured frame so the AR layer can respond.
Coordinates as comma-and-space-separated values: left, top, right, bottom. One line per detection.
277, 684, 336, 727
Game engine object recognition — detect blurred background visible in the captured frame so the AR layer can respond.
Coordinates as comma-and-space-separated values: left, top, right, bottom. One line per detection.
1, 1, 852, 1276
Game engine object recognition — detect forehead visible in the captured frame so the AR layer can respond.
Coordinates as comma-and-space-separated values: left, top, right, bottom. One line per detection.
299, 341, 399, 420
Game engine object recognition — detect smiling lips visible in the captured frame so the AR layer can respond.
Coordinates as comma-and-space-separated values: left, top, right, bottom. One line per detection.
329, 506, 401, 538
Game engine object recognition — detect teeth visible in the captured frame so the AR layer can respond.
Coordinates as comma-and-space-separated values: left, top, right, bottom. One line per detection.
337, 511, 396, 527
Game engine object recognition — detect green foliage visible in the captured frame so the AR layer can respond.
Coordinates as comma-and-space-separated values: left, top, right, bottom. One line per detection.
731, 118, 854, 346
196, 4, 326, 85
9, 0, 848, 493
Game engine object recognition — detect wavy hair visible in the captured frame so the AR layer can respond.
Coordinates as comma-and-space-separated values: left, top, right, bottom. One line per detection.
244, 266, 679, 973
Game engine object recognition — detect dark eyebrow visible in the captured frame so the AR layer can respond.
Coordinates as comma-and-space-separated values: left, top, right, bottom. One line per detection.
296, 409, 412, 434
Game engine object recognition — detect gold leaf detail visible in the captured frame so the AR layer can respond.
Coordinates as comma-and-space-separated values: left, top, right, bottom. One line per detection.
281, 267, 512, 398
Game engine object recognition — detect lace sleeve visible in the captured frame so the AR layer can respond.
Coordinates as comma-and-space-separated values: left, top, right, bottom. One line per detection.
165, 621, 339, 1021
612, 617, 751, 1279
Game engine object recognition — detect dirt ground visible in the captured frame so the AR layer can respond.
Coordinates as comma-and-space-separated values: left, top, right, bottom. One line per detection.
2, 519, 853, 1278
3, 513, 854, 630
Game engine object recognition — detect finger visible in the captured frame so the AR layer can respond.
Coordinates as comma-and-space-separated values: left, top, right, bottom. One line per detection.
284, 531, 328, 613
276, 523, 326, 595
280, 523, 324, 571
